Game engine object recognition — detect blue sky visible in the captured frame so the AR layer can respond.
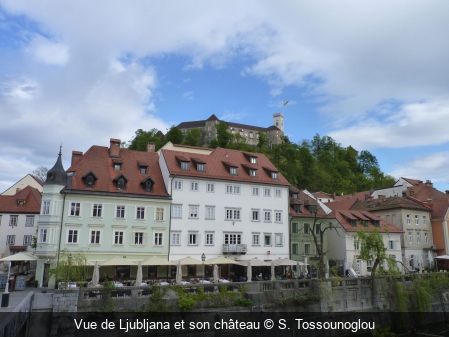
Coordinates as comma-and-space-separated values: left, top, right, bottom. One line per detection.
1, 1, 449, 193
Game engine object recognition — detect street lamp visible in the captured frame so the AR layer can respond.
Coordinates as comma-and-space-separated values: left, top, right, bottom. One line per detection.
201, 253, 206, 281
67, 253, 73, 283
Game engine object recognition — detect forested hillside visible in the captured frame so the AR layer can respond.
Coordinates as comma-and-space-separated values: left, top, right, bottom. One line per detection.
125, 123, 395, 195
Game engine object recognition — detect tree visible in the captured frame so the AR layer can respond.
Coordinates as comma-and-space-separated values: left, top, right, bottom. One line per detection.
183, 128, 201, 147
31, 166, 48, 182
215, 121, 232, 148
48, 250, 88, 287
257, 132, 269, 151
165, 126, 184, 144
127, 128, 165, 151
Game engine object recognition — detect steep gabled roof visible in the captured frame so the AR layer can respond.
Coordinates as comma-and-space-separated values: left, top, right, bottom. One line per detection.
0, 186, 41, 213
330, 209, 403, 233
326, 190, 371, 210
350, 196, 432, 212
289, 188, 330, 218
161, 147, 290, 186
400, 177, 423, 186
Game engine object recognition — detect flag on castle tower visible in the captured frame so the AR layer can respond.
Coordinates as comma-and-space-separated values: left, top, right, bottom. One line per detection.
283, 101, 289, 106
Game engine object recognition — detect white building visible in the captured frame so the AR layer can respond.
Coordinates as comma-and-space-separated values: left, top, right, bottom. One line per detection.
159, 147, 290, 279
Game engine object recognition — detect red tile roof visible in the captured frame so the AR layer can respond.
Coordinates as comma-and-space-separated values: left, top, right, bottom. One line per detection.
161, 148, 290, 186
326, 190, 371, 211
289, 188, 329, 218
330, 209, 403, 233
350, 196, 432, 212
66, 145, 169, 198
400, 177, 423, 186
0, 186, 41, 213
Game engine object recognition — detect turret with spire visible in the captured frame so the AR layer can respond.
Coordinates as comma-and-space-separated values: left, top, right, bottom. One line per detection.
45, 146, 67, 186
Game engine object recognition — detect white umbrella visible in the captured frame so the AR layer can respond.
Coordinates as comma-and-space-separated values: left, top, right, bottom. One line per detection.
172, 256, 203, 265
141, 256, 175, 266
205, 256, 241, 265
176, 261, 182, 285
92, 262, 100, 287
238, 258, 271, 267
213, 264, 219, 283
304, 257, 308, 274
100, 256, 137, 266
247, 260, 252, 282
271, 261, 275, 281
0, 252, 38, 261
136, 261, 143, 285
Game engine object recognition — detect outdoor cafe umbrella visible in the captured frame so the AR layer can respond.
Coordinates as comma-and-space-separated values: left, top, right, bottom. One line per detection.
247, 260, 252, 282
140, 256, 175, 266
204, 257, 241, 265
0, 252, 38, 261
92, 262, 100, 287
136, 261, 143, 285
213, 264, 219, 283
238, 258, 271, 267
100, 256, 136, 279
172, 256, 203, 265
176, 261, 182, 285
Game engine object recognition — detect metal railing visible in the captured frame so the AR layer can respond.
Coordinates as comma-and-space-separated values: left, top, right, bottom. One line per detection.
222, 244, 247, 254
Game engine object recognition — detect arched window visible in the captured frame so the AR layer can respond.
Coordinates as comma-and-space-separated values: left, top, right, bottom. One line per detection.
117, 177, 125, 190
85, 175, 94, 188
145, 180, 153, 192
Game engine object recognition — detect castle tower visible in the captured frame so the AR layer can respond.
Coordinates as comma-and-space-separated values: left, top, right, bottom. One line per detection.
273, 113, 284, 132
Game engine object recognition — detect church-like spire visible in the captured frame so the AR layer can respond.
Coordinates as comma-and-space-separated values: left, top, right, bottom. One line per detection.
45, 147, 68, 186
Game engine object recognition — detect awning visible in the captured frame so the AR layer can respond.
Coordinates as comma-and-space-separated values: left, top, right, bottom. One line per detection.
9, 246, 27, 251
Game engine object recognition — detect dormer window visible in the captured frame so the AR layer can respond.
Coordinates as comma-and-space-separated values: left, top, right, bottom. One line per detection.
350, 220, 357, 227
250, 157, 257, 164
362, 220, 369, 228
230, 167, 237, 175
114, 164, 122, 171
373, 220, 380, 227
249, 169, 257, 177
140, 177, 155, 192
181, 162, 189, 170
309, 205, 317, 214
292, 193, 298, 199
197, 164, 205, 172
140, 167, 147, 174
271, 172, 278, 179
82, 171, 98, 188
294, 205, 301, 213
113, 174, 128, 191
17, 200, 25, 206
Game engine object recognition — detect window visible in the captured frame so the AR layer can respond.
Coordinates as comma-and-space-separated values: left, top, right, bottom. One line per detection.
42, 201, 50, 215
39, 229, 48, 243
23, 235, 32, 246
292, 223, 298, 233
67, 229, 78, 244
143, 179, 153, 192
197, 164, 205, 172
389, 240, 394, 250
114, 231, 124, 245
85, 174, 95, 188
264, 235, 271, 246
205, 233, 214, 245
275, 234, 283, 246
225, 234, 241, 244
140, 167, 147, 174
205, 206, 215, 219
116, 177, 125, 190
275, 189, 281, 197
230, 167, 237, 175
9, 215, 18, 227
304, 243, 311, 255
292, 193, 298, 199
250, 157, 257, 164
367, 260, 373, 268
171, 232, 181, 245
6, 235, 15, 245
252, 187, 259, 196
415, 215, 419, 225
304, 224, 310, 234
181, 162, 189, 170
354, 240, 360, 250
417, 232, 421, 244
264, 188, 271, 197
116, 205, 125, 219
425, 232, 429, 244
315, 223, 321, 235
264, 211, 271, 222
226, 209, 241, 220
134, 232, 144, 245
294, 205, 301, 213
188, 233, 198, 245
408, 232, 413, 244
190, 182, 199, 191
350, 220, 357, 227
252, 210, 259, 221
407, 214, 411, 225
252, 234, 260, 245
423, 216, 427, 226
373, 220, 380, 228
92, 204, 102, 217
189, 206, 199, 218
292, 244, 299, 254
207, 183, 214, 192
172, 205, 182, 218
26, 215, 34, 227
174, 180, 183, 190
249, 169, 257, 177
275, 212, 282, 222
90, 230, 100, 244
136, 207, 145, 220
114, 164, 122, 170
156, 208, 164, 221
70, 202, 80, 216
154, 233, 163, 246
271, 172, 278, 179
226, 185, 240, 194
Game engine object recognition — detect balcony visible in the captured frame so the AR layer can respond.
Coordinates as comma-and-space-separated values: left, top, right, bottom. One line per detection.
222, 244, 247, 254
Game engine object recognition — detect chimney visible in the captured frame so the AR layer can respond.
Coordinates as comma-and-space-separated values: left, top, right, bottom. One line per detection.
331, 192, 336, 200
147, 142, 156, 153
109, 138, 121, 157
410, 188, 414, 197
71, 151, 83, 166
425, 180, 433, 187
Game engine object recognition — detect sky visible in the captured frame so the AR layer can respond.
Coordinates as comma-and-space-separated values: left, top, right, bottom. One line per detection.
1, 1, 449, 193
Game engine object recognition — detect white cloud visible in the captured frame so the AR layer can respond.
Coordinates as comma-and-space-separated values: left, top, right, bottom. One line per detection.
182, 91, 194, 100
219, 111, 250, 121
27, 35, 69, 66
